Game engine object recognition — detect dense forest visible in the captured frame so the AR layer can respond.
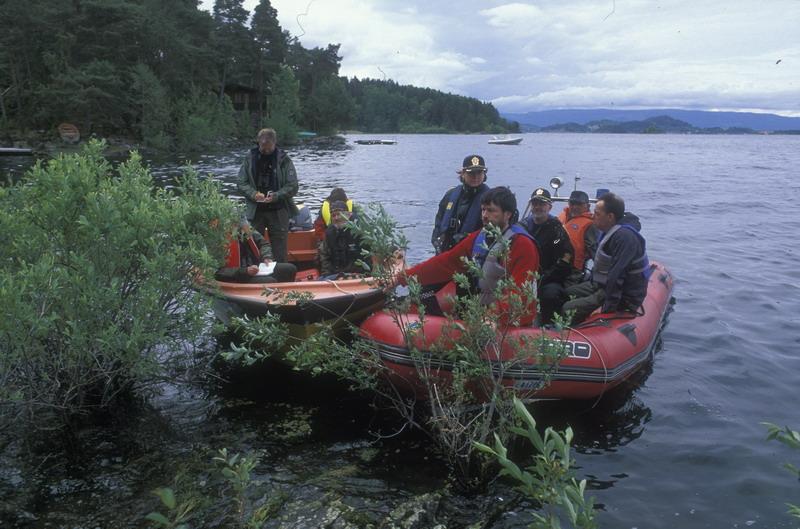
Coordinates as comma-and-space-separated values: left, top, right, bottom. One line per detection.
0, 0, 517, 150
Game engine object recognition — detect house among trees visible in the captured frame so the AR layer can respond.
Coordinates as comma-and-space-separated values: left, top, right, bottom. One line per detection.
223, 84, 260, 114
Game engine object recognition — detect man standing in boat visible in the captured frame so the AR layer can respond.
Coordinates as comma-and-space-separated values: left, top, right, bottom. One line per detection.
431, 155, 490, 254
557, 190, 598, 285
237, 128, 299, 263
402, 186, 540, 326
561, 192, 650, 324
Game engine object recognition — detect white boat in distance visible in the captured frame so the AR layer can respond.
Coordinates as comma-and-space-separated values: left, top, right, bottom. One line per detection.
488, 136, 523, 145
354, 139, 397, 145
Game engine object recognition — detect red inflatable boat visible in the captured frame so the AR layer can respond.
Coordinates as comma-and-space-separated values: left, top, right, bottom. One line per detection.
358, 261, 674, 400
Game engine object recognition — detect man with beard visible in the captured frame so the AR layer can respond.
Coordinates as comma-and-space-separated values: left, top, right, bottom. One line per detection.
403, 187, 540, 327
237, 128, 299, 263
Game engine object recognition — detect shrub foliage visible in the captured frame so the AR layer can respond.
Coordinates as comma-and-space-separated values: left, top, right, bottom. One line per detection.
0, 140, 237, 434
227, 205, 581, 499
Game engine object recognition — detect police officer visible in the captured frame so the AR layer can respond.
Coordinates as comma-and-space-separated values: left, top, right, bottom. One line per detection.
431, 154, 490, 254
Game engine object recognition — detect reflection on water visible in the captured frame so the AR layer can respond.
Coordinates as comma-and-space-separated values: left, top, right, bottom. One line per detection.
0, 155, 38, 185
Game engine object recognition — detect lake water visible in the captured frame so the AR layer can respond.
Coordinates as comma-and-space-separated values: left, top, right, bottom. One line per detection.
4, 133, 800, 528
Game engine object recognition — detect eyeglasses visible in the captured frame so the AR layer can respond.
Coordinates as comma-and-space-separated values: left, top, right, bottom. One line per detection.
569, 200, 587, 205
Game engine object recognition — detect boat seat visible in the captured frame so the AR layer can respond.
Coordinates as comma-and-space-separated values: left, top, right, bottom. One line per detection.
264, 229, 319, 264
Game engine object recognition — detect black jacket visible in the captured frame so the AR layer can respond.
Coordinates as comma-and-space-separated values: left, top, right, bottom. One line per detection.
320, 225, 366, 276
521, 215, 574, 285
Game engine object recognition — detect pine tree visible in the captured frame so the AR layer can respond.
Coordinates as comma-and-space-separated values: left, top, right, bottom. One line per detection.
251, 0, 288, 119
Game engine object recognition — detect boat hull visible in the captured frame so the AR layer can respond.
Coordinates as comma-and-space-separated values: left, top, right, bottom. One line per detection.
359, 261, 674, 400
488, 137, 523, 145
354, 139, 397, 145
212, 275, 387, 340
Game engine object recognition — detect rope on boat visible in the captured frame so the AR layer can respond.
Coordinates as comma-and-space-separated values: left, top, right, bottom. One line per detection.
566, 325, 608, 409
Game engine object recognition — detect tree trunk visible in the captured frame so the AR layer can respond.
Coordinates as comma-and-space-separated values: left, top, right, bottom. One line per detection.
257, 59, 264, 123
0, 87, 9, 123
218, 62, 228, 104
10, 62, 23, 119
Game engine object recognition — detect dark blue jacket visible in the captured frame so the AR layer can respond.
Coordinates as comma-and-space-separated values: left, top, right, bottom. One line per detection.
431, 183, 489, 253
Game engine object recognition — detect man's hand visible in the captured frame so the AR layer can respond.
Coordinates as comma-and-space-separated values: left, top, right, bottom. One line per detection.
254, 192, 266, 202
246, 265, 259, 276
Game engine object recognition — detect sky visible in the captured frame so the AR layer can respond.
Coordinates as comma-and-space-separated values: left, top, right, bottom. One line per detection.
202, 0, 800, 116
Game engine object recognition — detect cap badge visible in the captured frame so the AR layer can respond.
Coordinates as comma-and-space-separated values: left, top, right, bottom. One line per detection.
471, 156, 480, 167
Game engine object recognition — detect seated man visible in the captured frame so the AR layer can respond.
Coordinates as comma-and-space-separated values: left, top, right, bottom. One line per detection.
319, 201, 368, 280
557, 190, 598, 285
561, 192, 650, 324
399, 186, 540, 327
520, 187, 574, 324
215, 220, 297, 283
314, 188, 355, 241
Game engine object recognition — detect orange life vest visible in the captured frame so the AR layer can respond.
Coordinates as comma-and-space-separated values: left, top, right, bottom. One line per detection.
558, 209, 594, 270
224, 235, 261, 268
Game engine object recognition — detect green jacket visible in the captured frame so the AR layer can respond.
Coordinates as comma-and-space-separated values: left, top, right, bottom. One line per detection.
237, 146, 299, 219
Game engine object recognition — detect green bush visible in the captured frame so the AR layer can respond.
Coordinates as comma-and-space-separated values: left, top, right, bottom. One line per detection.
146, 447, 283, 529
0, 140, 237, 435
131, 63, 173, 150
264, 65, 302, 143
174, 89, 237, 151
764, 423, 800, 520
476, 397, 596, 529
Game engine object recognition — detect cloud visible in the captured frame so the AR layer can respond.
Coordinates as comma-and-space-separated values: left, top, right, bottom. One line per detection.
201, 0, 800, 114
268, 0, 490, 94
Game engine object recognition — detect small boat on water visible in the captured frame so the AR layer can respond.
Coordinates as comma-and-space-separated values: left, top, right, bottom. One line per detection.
360, 261, 673, 400
354, 139, 397, 145
0, 147, 33, 156
215, 272, 388, 339
488, 136, 523, 145
209, 229, 395, 339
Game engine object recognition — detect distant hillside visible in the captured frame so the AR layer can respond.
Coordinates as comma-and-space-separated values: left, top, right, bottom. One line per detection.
502, 108, 800, 132
345, 78, 518, 134
540, 115, 757, 134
